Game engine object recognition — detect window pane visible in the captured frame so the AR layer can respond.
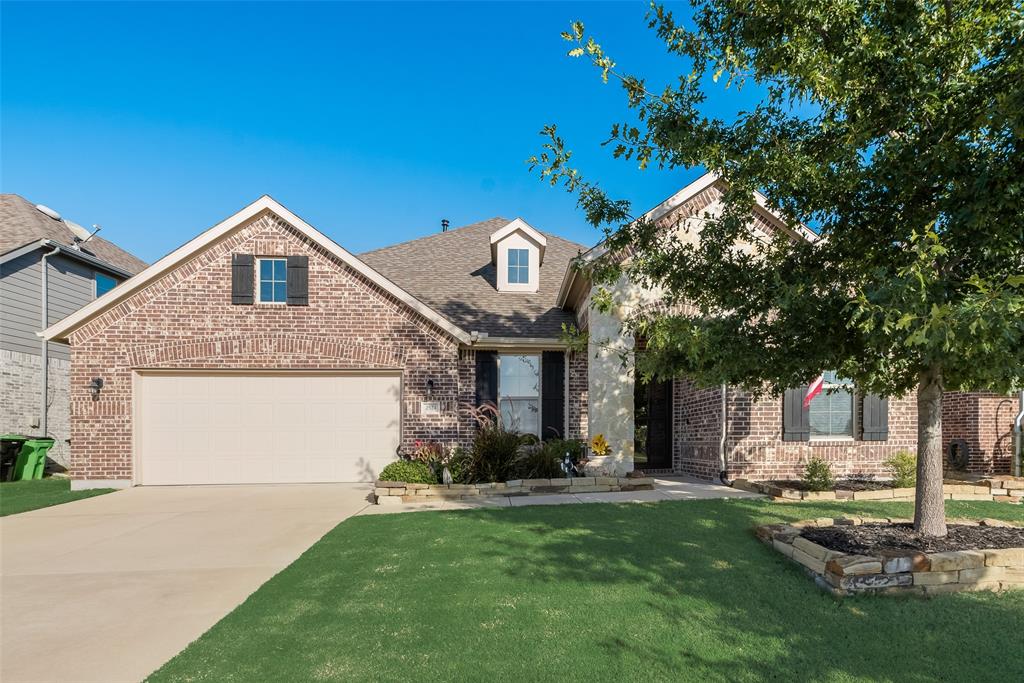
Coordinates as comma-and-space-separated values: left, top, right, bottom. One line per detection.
500, 398, 539, 434
518, 250, 528, 268
274, 282, 287, 302
260, 281, 273, 302
500, 354, 539, 398
509, 250, 519, 267
809, 388, 854, 438
95, 273, 117, 297
508, 264, 519, 283
274, 259, 286, 280
260, 259, 273, 279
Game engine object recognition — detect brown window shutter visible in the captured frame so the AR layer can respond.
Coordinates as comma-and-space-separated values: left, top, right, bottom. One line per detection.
231, 254, 254, 305
541, 351, 565, 439
782, 387, 810, 441
286, 256, 309, 306
861, 394, 889, 441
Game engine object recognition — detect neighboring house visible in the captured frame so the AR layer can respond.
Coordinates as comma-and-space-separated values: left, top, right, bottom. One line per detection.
39, 177, 1013, 489
0, 194, 146, 467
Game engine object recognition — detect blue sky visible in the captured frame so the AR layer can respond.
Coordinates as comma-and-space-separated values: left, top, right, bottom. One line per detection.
2, 1, 750, 263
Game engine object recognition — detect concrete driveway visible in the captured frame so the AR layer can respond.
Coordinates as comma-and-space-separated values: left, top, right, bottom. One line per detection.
1, 484, 372, 683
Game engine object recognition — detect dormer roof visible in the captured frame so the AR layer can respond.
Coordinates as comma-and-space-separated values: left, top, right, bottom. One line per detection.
489, 218, 547, 265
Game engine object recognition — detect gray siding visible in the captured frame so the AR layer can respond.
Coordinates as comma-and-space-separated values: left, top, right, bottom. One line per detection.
1, 250, 119, 360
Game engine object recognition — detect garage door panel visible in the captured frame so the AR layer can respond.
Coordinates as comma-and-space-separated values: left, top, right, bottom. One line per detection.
138, 373, 401, 485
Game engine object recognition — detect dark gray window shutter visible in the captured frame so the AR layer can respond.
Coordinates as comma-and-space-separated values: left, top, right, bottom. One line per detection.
782, 387, 810, 441
541, 351, 565, 439
861, 394, 889, 441
286, 255, 309, 306
475, 351, 498, 421
231, 253, 254, 305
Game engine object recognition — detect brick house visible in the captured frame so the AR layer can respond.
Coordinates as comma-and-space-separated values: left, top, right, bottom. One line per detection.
42, 178, 1015, 489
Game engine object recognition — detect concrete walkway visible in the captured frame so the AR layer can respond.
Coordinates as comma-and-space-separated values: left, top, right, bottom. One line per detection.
1, 484, 373, 683
358, 476, 761, 515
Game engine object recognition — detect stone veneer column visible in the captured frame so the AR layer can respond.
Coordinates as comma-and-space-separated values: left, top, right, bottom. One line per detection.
585, 274, 660, 476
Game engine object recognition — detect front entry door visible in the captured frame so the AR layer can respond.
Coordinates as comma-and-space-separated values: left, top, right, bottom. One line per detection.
635, 377, 673, 469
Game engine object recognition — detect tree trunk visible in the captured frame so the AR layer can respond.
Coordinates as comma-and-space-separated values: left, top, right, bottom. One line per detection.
914, 364, 947, 537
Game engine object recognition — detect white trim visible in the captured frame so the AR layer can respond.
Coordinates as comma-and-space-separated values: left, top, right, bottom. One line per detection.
489, 217, 547, 265
71, 479, 131, 491
467, 336, 568, 351
256, 256, 288, 304
41, 196, 472, 344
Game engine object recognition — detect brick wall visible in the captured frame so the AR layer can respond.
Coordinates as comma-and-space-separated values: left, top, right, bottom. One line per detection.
68, 212, 466, 482
943, 391, 1019, 474
566, 349, 588, 440
0, 349, 71, 467
671, 379, 724, 479
672, 380, 919, 481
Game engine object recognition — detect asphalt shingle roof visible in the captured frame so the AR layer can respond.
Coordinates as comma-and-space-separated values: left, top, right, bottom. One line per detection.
0, 194, 147, 275
360, 217, 585, 338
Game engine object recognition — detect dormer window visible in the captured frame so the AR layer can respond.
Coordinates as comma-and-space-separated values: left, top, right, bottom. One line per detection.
490, 218, 546, 293
508, 248, 529, 284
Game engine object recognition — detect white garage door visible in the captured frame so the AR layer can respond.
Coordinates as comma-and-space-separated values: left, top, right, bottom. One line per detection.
136, 372, 401, 485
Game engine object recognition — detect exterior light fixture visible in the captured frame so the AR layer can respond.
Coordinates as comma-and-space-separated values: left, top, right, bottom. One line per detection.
426, 379, 435, 397
88, 377, 104, 400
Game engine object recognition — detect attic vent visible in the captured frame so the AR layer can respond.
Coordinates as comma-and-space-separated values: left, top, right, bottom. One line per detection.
35, 204, 62, 221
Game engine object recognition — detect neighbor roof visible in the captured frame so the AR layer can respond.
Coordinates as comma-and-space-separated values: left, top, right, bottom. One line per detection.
361, 218, 585, 338
0, 194, 148, 275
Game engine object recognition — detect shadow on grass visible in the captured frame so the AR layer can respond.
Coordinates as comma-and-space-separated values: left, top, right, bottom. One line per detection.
464, 498, 1024, 682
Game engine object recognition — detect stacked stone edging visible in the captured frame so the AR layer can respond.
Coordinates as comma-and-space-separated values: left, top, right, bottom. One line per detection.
374, 477, 655, 505
757, 517, 1024, 597
734, 476, 1024, 504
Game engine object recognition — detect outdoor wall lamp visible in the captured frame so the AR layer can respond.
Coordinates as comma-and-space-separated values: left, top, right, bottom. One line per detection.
426, 379, 435, 397
88, 377, 104, 400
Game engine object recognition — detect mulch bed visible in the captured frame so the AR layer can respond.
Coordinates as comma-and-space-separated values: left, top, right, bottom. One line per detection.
767, 479, 892, 492
802, 523, 1024, 554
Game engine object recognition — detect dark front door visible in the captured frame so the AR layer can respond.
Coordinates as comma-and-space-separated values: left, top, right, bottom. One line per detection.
635, 377, 673, 470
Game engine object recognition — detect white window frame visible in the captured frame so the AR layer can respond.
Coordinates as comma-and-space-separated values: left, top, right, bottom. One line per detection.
809, 373, 856, 441
257, 257, 288, 304
507, 248, 530, 285
497, 353, 542, 437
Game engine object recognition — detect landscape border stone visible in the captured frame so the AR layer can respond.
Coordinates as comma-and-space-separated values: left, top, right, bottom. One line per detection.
733, 476, 1023, 504
373, 477, 656, 503
758, 517, 1024, 597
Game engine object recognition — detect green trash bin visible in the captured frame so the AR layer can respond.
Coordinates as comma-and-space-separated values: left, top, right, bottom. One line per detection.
12, 438, 55, 481
1, 434, 27, 481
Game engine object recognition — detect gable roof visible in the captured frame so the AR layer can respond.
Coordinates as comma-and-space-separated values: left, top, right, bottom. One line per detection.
42, 196, 473, 344
0, 194, 148, 275
555, 171, 818, 307
361, 218, 585, 339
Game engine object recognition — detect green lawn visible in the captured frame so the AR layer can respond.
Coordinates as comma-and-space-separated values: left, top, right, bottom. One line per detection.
0, 478, 114, 516
149, 499, 1024, 682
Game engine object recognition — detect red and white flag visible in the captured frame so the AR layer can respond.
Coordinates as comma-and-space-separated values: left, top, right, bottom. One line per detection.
804, 374, 824, 408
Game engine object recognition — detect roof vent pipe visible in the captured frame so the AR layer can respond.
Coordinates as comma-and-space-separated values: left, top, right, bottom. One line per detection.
441, 219, 450, 232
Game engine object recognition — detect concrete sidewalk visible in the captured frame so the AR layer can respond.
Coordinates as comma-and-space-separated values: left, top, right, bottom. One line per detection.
1, 484, 372, 683
358, 476, 761, 515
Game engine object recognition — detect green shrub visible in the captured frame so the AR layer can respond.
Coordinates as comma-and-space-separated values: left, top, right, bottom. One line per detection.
462, 421, 522, 483
801, 456, 835, 491
513, 445, 563, 479
379, 460, 437, 484
883, 450, 917, 488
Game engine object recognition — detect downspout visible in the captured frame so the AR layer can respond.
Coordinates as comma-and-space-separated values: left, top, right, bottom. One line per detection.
718, 383, 731, 485
40, 242, 61, 438
1013, 390, 1024, 478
